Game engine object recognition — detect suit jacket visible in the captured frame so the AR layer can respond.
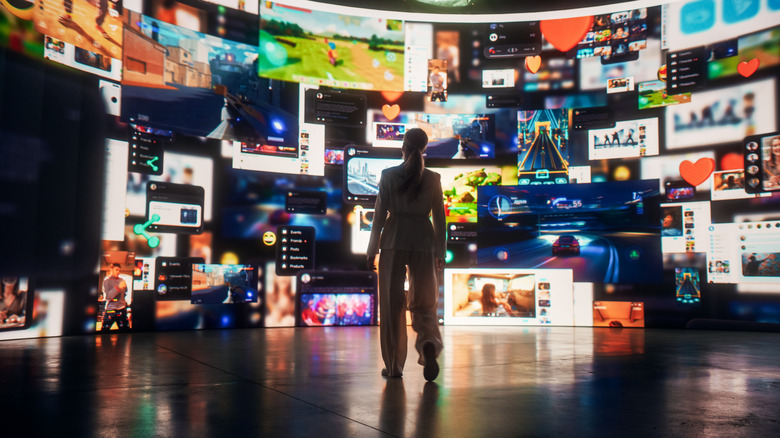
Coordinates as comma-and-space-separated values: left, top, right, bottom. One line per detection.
366, 165, 446, 258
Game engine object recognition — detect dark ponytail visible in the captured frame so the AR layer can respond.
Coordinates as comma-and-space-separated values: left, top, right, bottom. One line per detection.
399, 128, 428, 197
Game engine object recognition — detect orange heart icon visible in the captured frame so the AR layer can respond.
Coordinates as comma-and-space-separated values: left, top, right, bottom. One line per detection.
382, 104, 401, 121
737, 58, 759, 78
525, 55, 542, 74
679, 158, 715, 187
540, 16, 594, 53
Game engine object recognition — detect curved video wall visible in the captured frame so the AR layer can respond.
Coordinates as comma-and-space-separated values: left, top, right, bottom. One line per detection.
2, 0, 779, 338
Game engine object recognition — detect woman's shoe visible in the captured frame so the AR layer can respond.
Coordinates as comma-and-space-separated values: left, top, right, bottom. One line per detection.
381, 368, 402, 378
422, 343, 439, 381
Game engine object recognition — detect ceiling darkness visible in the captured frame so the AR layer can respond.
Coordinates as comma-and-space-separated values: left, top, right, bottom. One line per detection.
305, 0, 637, 15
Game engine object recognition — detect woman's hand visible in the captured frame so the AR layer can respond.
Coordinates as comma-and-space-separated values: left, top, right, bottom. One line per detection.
6, 314, 20, 324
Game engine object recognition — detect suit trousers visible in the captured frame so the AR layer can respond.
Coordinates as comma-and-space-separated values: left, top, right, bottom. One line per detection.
378, 249, 443, 376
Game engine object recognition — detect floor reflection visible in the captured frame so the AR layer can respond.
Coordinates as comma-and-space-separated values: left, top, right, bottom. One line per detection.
1, 327, 779, 436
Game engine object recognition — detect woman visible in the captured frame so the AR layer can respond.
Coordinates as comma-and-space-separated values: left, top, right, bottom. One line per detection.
763, 136, 780, 188
480, 283, 512, 316
367, 128, 446, 381
1, 277, 27, 325
661, 210, 682, 236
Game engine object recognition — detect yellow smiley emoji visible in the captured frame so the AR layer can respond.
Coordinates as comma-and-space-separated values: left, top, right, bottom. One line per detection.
262, 231, 277, 246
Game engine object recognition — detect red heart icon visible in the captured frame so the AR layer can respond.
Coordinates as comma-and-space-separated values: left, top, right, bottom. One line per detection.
737, 58, 759, 77
540, 16, 594, 53
679, 158, 715, 187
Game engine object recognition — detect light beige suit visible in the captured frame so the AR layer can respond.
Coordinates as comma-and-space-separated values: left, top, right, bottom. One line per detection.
367, 165, 446, 376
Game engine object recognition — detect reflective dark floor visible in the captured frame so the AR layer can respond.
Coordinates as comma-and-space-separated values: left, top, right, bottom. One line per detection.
2, 326, 780, 437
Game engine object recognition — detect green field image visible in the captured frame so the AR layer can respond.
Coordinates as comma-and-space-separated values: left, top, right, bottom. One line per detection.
258, 31, 405, 91
708, 29, 780, 80
638, 89, 691, 109
708, 45, 780, 80
443, 169, 502, 222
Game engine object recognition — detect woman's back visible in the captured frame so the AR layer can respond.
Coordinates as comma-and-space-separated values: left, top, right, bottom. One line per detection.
367, 165, 446, 257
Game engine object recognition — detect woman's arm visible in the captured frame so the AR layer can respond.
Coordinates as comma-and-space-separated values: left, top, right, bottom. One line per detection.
431, 173, 446, 262
366, 171, 389, 268
766, 162, 780, 185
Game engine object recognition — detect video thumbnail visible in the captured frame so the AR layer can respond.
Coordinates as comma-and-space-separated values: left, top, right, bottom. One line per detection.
482, 69, 515, 88
264, 262, 297, 327
343, 148, 401, 203
299, 294, 376, 326
44, 37, 122, 81
570, 8, 647, 60
122, 12, 298, 145
412, 113, 498, 159
428, 59, 448, 101
258, 1, 405, 91
517, 109, 570, 185
711, 170, 758, 201
606, 76, 634, 94
35, 0, 124, 59
708, 27, 780, 80
640, 150, 715, 193
0, 277, 31, 331
477, 180, 662, 284
350, 206, 374, 254
97, 251, 135, 331
191, 264, 258, 304
444, 268, 574, 326
675, 268, 701, 304
438, 166, 502, 222
146, 0, 260, 45
637, 80, 690, 110
593, 301, 644, 327
367, 104, 520, 159
588, 118, 659, 160
296, 271, 377, 326
666, 78, 776, 149
742, 253, 780, 278
372, 122, 417, 147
